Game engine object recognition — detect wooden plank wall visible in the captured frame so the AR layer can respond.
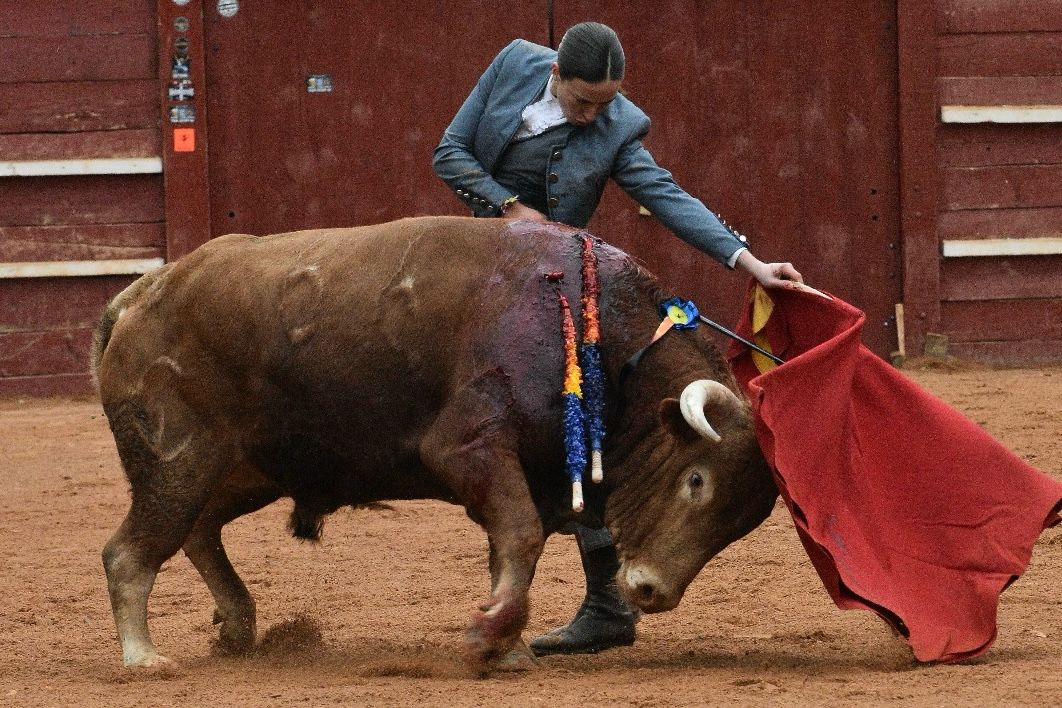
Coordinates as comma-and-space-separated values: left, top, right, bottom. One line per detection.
934, 0, 1062, 362
0, 2, 161, 395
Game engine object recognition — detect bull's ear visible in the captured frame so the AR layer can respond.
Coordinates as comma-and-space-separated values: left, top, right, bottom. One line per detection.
657, 398, 702, 441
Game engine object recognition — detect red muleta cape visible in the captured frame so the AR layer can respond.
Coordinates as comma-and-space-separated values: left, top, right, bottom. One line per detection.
727, 283, 1062, 663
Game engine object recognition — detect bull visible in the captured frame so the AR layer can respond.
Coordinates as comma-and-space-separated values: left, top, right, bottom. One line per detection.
93, 216, 776, 670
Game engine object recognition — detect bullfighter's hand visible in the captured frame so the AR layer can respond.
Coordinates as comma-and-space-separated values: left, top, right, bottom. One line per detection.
504, 202, 548, 223
736, 251, 803, 289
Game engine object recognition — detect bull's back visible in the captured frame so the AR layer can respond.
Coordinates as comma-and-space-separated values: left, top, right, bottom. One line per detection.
230, 217, 557, 380
96, 217, 580, 466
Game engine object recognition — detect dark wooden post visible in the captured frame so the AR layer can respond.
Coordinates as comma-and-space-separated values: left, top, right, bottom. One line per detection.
897, 0, 942, 357
158, 0, 211, 261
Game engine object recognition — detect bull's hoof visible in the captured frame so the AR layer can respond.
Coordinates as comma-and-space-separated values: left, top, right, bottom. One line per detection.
211, 607, 256, 655
463, 630, 535, 674
124, 652, 176, 671
488, 641, 537, 672
211, 633, 255, 656
464, 596, 528, 667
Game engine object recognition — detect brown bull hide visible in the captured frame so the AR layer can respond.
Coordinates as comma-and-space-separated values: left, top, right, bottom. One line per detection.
94, 216, 775, 671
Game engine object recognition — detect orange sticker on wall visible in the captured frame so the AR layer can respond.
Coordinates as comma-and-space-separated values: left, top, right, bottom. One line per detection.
173, 128, 196, 152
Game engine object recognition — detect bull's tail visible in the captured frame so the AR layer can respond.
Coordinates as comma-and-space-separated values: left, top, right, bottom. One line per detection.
90, 264, 173, 391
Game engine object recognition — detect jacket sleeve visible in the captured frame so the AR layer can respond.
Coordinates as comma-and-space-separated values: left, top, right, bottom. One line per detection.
610, 121, 748, 267
432, 41, 520, 217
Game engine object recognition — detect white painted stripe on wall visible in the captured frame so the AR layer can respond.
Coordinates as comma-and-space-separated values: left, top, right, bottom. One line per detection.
0, 157, 163, 177
942, 237, 1062, 258
0, 258, 165, 279
940, 105, 1062, 124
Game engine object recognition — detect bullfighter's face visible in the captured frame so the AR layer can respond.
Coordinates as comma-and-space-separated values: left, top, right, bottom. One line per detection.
550, 62, 621, 127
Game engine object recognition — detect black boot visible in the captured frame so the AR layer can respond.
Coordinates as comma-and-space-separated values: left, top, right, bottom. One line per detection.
529, 533, 637, 656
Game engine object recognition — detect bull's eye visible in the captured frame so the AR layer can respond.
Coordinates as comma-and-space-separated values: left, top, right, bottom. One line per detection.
684, 468, 713, 503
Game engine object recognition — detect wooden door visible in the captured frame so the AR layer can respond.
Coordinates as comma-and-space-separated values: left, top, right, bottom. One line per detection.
201, 1, 550, 237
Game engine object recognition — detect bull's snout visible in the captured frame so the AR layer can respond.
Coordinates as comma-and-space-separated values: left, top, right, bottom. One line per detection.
618, 564, 680, 613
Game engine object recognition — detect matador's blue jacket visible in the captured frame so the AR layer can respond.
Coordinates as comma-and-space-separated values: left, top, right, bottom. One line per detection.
433, 39, 748, 266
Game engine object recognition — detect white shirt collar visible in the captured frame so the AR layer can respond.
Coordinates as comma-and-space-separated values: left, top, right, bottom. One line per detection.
515, 74, 568, 139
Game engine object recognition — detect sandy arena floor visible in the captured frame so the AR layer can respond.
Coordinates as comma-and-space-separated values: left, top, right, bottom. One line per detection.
0, 363, 1059, 707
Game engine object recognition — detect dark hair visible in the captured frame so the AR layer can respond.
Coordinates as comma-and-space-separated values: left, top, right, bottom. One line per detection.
557, 22, 625, 83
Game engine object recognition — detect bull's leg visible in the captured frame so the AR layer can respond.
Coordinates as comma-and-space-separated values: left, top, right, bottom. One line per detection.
101, 400, 234, 668
103, 493, 215, 668
486, 538, 538, 670
103, 510, 176, 668
181, 468, 281, 655
419, 373, 545, 668
463, 463, 545, 665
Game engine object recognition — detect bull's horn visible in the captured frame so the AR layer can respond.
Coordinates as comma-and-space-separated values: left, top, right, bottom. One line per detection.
678, 380, 742, 443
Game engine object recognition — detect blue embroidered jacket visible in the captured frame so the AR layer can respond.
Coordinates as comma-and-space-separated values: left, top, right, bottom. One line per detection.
433, 39, 748, 266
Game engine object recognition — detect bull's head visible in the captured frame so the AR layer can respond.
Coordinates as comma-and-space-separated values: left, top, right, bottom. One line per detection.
606, 380, 777, 613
